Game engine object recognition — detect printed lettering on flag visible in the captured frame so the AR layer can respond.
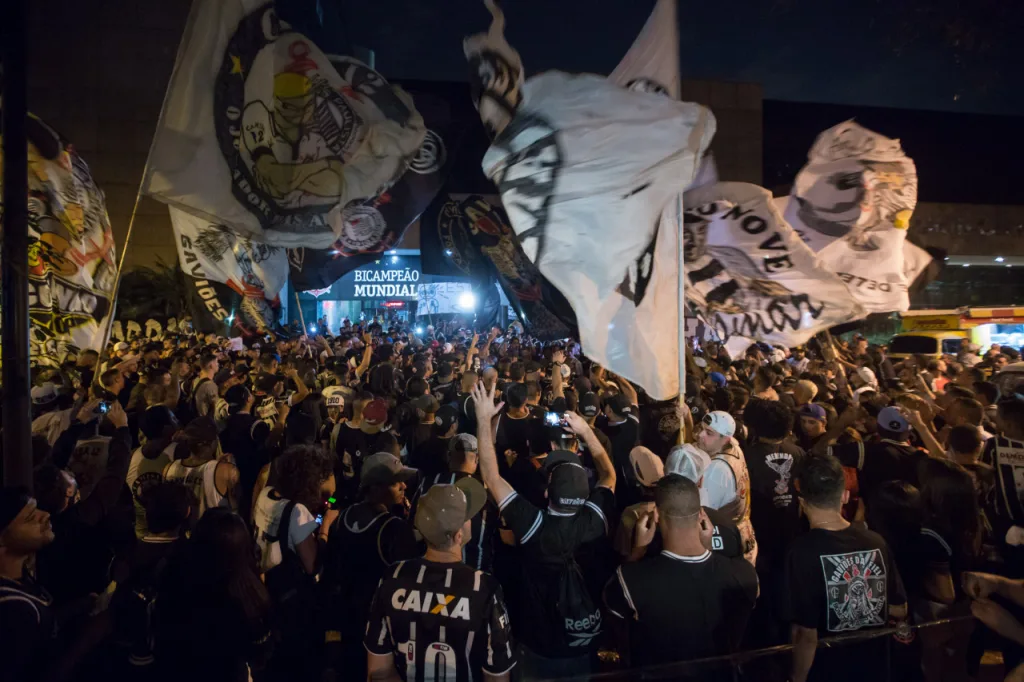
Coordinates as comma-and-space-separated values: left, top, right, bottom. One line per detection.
683, 182, 864, 350
1, 115, 118, 365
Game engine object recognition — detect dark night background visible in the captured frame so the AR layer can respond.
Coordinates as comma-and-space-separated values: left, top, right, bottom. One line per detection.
320, 0, 1023, 116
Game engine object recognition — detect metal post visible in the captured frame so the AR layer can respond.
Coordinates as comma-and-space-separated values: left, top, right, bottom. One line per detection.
676, 193, 687, 438
2, 0, 33, 488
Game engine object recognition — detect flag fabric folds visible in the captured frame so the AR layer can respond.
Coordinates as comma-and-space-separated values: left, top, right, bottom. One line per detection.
420, 193, 577, 341
483, 71, 714, 298
170, 208, 283, 337
781, 121, 918, 313
0, 114, 118, 365
464, 0, 525, 140
608, 0, 680, 99
287, 88, 458, 291
143, 0, 426, 248
683, 182, 865, 353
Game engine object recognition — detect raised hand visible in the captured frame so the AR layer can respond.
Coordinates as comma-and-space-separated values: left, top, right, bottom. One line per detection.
471, 381, 504, 422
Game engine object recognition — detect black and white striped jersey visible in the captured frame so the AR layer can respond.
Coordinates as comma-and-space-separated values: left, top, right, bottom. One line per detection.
365, 558, 516, 682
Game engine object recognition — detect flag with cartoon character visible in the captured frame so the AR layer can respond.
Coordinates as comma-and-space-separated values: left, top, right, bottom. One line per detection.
143, 0, 426, 248
0, 114, 118, 365
779, 121, 918, 313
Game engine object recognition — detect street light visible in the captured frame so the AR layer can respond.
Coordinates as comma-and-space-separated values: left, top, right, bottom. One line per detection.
458, 292, 477, 310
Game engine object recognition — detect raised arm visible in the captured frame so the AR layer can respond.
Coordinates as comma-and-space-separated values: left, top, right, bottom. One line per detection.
564, 411, 616, 491
285, 367, 310, 405
905, 409, 946, 460
471, 381, 515, 505
354, 332, 374, 380
551, 349, 566, 400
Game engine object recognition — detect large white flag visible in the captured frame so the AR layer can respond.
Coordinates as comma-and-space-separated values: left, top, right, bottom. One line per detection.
143, 0, 426, 248
781, 121, 918, 313
483, 71, 714, 298
559, 0, 689, 399
683, 182, 865, 351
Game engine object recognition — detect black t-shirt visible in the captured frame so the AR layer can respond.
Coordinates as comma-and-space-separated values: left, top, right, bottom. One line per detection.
454, 392, 477, 436
410, 436, 453, 482
334, 424, 387, 496
323, 503, 419, 640
365, 558, 516, 682
744, 440, 805, 568
493, 411, 539, 476
637, 505, 744, 560
0, 575, 55, 682
597, 413, 641, 505
830, 439, 927, 506
639, 400, 681, 459
498, 486, 617, 657
605, 549, 758, 668
221, 413, 270, 512
781, 525, 907, 682
430, 377, 459, 406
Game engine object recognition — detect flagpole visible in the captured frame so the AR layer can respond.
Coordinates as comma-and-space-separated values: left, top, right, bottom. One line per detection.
98, 0, 199, 355
676, 192, 687, 440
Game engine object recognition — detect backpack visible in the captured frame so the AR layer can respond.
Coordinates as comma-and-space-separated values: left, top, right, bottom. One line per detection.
110, 553, 171, 667
553, 554, 602, 650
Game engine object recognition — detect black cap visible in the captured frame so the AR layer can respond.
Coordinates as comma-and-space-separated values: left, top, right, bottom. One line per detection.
434, 405, 459, 434
579, 391, 600, 418
544, 451, 589, 513
606, 393, 634, 417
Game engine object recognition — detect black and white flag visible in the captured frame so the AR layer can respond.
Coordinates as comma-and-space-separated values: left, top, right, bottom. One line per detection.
143, 0, 425, 248
683, 182, 865, 356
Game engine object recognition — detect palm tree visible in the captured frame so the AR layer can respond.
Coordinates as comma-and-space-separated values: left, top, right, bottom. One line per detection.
117, 259, 189, 320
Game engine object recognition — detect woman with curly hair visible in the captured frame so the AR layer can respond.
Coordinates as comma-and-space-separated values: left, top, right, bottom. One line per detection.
251, 445, 336, 680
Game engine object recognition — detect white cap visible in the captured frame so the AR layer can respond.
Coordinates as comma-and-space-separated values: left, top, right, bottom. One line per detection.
31, 382, 59, 405
443, 343, 453, 354
666, 444, 711, 483
323, 385, 346, 408
854, 367, 878, 387
702, 410, 736, 438
114, 341, 129, 351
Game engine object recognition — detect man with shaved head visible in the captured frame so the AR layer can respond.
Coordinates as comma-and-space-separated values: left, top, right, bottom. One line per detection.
604, 474, 758, 667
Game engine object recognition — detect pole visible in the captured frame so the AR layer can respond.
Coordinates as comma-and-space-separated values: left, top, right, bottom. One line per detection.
295, 291, 307, 334
676, 192, 687, 439
2, 0, 33, 488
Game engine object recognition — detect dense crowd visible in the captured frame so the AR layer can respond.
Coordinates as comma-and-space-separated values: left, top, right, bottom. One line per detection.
4, 319, 1024, 682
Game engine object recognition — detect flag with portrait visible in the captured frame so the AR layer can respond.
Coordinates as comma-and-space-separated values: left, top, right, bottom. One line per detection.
143, 0, 426, 248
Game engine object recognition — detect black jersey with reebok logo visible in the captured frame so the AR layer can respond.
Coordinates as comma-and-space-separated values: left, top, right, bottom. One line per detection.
365, 558, 516, 682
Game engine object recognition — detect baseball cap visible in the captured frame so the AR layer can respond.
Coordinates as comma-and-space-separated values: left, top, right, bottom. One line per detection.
666, 443, 711, 483
606, 393, 634, 417
877, 406, 910, 434
855, 367, 878, 386
578, 392, 600, 418
31, 382, 58, 405
359, 452, 417, 489
413, 394, 441, 413
448, 433, 478, 458
362, 399, 388, 426
113, 341, 130, 352
630, 446, 665, 488
545, 450, 590, 512
701, 410, 736, 438
0, 487, 32, 537
709, 372, 727, 388
799, 403, 828, 423
434, 405, 459, 434
322, 385, 346, 408
183, 416, 219, 445
415, 477, 486, 547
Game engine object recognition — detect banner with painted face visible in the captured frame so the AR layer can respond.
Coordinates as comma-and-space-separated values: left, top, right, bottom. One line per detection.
171, 208, 280, 337
287, 87, 458, 291
464, 0, 525, 140
0, 114, 118, 366
143, 0, 426, 248
780, 121, 918, 313
420, 193, 577, 341
682, 182, 865, 352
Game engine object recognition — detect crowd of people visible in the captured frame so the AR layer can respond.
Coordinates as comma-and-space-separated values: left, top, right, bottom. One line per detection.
4, 318, 1024, 682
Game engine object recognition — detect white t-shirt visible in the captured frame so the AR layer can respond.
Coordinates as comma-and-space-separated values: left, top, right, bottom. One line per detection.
252, 487, 318, 573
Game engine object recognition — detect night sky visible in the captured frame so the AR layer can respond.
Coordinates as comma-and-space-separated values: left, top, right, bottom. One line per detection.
335, 0, 1023, 116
